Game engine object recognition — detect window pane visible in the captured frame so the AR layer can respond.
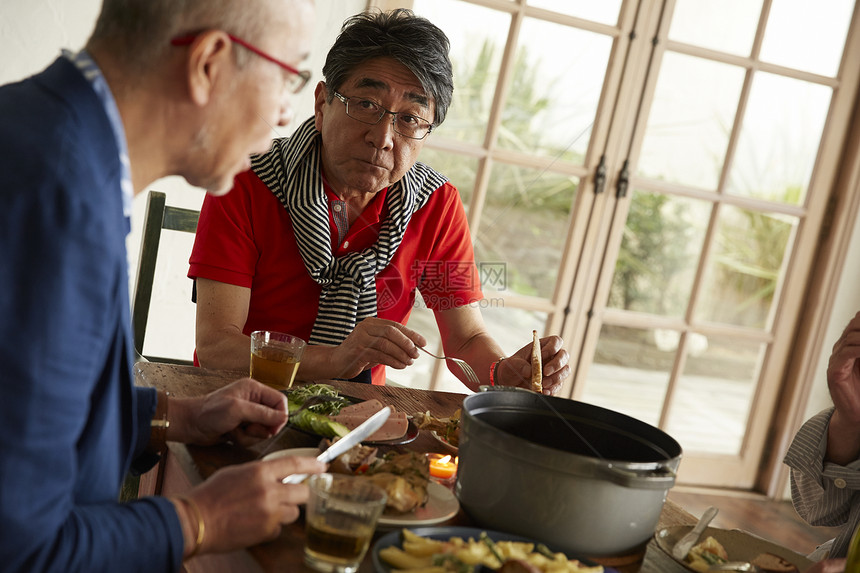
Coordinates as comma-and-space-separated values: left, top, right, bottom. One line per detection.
665, 335, 765, 455
477, 163, 578, 299
637, 52, 745, 190
608, 191, 710, 317
498, 17, 612, 163
526, 0, 622, 25
582, 324, 671, 426
760, 0, 853, 77
695, 206, 796, 328
727, 73, 832, 205
481, 306, 548, 356
413, 0, 510, 145
394, 294, 485, 393
395, 301, 439, 389
144, 231, 197, 361
417, 147, 480, 214
669, 0, 763, 56
394, 303, 548, 392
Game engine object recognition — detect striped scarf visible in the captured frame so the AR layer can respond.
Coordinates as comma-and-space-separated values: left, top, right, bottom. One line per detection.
251, 117, 448, 346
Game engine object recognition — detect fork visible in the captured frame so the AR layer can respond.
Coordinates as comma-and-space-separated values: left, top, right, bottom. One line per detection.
257, 394, 344, 458
289, 394, 344, 415
416, 346, 481, 388
708, 564, 760, 572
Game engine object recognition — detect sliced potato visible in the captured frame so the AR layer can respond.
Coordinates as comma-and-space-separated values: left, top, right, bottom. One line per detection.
401, 530, 448, 557
386, 529, 603, 573
378, 546, 433, 570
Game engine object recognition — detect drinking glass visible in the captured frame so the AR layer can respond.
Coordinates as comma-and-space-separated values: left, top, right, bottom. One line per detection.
304, 474, 387, 573
250, 330, 305, 390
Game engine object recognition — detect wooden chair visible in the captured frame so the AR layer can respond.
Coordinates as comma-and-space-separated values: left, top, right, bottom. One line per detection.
132, 191, 200, 365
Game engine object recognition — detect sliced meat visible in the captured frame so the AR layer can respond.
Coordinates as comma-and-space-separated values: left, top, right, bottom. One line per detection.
337, 399, 386, 417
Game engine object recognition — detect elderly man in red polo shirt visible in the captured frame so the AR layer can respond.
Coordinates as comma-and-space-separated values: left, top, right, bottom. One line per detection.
189, 9, 569, 393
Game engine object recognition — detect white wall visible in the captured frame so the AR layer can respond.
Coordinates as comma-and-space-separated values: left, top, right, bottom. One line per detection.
0, 0, 365, 361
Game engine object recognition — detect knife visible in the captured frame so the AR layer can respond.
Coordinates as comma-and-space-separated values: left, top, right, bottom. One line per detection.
672, 505, 719, 560
281, 406, 391, 484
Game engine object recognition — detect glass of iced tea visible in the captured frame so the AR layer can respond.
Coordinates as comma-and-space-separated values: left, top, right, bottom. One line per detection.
249, 330, 306, 390
304, 474, 387, 573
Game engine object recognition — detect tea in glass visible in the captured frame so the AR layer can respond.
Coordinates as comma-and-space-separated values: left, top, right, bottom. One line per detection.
304, 474, 387, 573
249, 331, 305, 390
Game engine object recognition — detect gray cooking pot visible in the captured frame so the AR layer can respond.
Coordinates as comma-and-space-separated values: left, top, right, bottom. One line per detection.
455, 388, 682, 557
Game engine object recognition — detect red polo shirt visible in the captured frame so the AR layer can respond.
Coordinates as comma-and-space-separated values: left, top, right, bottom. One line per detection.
188, 168, 483, 384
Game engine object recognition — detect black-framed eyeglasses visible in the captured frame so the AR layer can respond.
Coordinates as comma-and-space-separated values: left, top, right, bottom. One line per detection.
171, 33, 311, 94
332, 92, 434, 140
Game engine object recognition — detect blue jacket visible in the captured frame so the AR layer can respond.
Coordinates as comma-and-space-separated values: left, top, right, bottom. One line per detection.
0, 57, 184, 572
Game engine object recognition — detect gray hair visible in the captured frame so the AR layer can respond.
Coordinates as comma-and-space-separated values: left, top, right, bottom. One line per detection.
86, 0, 272, 72
322, 8, 454, 126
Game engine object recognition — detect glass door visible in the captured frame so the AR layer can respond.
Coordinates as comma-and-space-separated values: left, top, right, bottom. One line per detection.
571, 0, 859, 487
371, 0, 860, 488
382, 0, 632, 392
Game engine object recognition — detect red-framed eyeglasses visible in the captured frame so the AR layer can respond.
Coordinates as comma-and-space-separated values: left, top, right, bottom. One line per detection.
171, 32, 311, 94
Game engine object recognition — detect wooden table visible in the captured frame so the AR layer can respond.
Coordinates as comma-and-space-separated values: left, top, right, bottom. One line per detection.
134, 362, 699, 573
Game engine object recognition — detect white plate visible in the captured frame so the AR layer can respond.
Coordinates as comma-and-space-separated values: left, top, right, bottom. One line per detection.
261, 447, 321, 461
430, 430, 458, 453
377, 482, 459, 529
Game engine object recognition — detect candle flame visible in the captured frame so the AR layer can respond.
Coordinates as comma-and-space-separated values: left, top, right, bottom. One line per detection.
438, 455, 452, 464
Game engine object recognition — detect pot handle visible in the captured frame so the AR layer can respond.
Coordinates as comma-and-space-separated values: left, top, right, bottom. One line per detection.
596, 464, 677, 489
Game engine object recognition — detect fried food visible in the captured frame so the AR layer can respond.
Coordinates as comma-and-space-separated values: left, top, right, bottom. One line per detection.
363, 472, 426, 513
684, 536, 799, 573
413, 409, 461, 447
684, 536, 728, 572
378, 529, 603, 573
324, 446, 429, 514
363, 452, 430, 514
530, 330, 543, 393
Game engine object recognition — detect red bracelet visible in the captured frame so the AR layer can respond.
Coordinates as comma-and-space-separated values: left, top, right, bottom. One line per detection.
488, 357, 505, 386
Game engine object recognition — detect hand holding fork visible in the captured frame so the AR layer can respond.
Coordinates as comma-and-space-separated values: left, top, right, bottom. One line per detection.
257, 394, 344, 459
416, 346, 480, 388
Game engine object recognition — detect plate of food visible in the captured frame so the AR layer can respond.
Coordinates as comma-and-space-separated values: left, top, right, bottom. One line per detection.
329, 448, 456, 529
377, 482, 459, 528
284, 384, 418, 446
372, 526, 613, 573
305, 414, 416, 447
430, 430, 459, 453
654, 526, 813, 572
413, 409, 460, 451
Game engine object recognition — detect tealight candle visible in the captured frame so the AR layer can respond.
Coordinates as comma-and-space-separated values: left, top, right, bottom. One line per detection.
428, 454, 458, 479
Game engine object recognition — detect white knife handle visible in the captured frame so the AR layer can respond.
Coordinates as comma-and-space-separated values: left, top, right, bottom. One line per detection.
279, 407, 392, 484
693, 506, 719, 535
